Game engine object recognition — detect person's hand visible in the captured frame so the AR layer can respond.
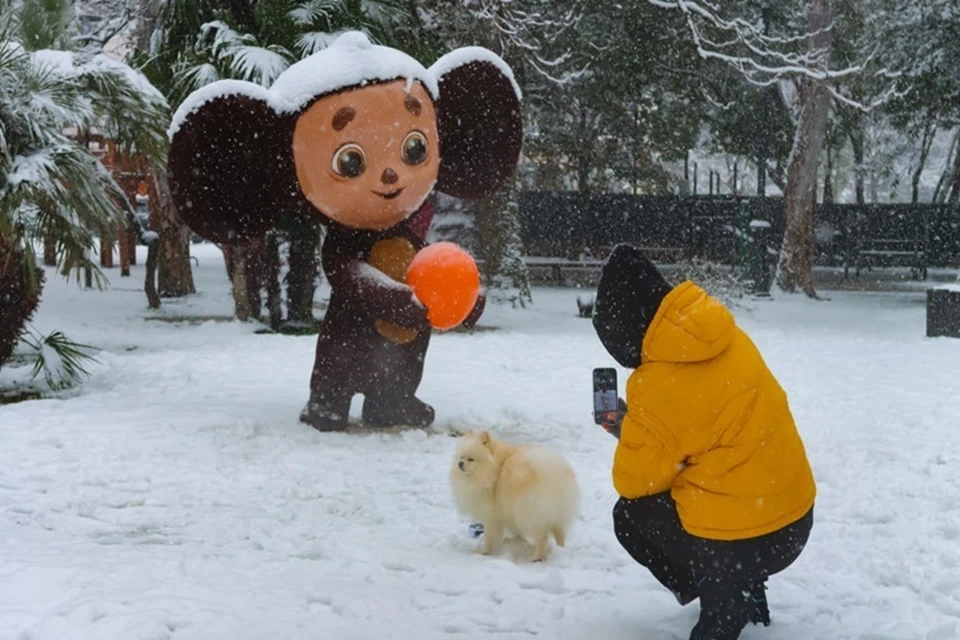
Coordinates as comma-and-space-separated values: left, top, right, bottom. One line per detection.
600, 397, 626, 438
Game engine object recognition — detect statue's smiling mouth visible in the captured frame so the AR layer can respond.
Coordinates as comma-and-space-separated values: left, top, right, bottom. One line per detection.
374, 188, 404, 200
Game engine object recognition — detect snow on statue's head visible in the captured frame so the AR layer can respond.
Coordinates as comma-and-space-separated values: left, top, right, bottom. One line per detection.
166, 31, 524, 243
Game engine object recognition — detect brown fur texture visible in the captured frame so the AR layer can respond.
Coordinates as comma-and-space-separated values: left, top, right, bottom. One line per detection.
434, 61, 524, 200
166, 34, 522, 430
167, 94, 298, 245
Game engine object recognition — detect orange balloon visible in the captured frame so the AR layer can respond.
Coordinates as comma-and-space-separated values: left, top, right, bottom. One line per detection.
406, 242, 481, 331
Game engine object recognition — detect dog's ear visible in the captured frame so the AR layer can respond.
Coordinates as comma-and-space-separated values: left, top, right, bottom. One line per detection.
479, 430, 490, 446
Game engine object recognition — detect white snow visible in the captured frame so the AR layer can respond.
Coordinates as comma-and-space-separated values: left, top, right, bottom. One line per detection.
295, 30, 350, 57
2, 243, 960, 640
269, 31, 439, 112
30, 49, 76, 75
6, 150, 57, 187
167, 79, 284, 139
86, 54, 168, 107
30, 49, 167, 108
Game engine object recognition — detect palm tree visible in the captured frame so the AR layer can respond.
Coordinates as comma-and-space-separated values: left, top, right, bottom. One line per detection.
0, 0, 168, 384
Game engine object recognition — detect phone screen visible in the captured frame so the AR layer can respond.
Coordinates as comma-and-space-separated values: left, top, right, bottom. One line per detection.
592, 367, 618, 424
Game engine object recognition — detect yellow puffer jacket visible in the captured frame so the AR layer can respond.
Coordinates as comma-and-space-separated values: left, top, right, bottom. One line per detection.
613, 281, 816, 541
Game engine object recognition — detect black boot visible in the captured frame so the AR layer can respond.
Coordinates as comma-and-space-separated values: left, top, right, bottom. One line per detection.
362, 394, 435, 428
673, 576, 705, 606
689, 580, 753, 640
748, 581, 771, 627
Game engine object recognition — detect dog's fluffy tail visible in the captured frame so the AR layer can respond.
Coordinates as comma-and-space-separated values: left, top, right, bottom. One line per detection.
502, 446, 580, 539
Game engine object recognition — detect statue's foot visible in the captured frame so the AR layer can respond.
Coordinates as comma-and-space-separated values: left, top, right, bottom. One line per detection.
362, 395, 435, 428
299, 399, 349, 432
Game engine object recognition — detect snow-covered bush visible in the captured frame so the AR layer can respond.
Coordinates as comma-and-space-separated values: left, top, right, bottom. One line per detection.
670, 257, 747, 309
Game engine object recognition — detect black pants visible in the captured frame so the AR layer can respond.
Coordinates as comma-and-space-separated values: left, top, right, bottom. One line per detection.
613, 493, 813, 640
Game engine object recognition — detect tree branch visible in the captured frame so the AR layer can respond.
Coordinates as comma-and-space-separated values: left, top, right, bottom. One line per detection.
647, 0, 891, 104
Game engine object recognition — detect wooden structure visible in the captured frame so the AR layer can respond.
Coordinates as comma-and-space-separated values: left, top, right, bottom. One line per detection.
81, 130, 152, 277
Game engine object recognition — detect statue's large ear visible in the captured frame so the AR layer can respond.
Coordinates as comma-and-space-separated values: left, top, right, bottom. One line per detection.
167, 81, 298, 244
430, 49, 524, 201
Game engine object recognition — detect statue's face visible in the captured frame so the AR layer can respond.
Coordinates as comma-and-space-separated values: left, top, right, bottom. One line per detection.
292, 80, 440, 231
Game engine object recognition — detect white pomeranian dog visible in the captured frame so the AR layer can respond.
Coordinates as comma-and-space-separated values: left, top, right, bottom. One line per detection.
448, 429, 580, 562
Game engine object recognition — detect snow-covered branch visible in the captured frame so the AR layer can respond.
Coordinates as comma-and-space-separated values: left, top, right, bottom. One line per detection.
649, 0, 868, 86
470, 0, 589, 86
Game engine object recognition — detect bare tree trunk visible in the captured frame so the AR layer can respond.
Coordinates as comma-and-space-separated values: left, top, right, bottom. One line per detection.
136, 1, 193, 298
229, 244, 251, 321
99, 229, 114, 268
823, 146, 834, 203
849, 127, 866, 204
144, 239, 161, 309
912, 121, 937, 204
285, 212, 320, 326
264, 231, 282, 331
932, 131, 959, 203
244, 241, 264, 321
151, 163, 196, 298
776, 0, 833, 298
43, 226, 57, 266
118, 222, 131, 277
947, 143, 960, 204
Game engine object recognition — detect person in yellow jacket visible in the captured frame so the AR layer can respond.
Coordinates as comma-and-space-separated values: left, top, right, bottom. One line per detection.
592, 244, 816, 640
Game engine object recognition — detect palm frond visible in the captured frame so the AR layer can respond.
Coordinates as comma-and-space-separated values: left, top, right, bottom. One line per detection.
18, 0, 73, 51
289, 0, 346, 27
28, 49, 170, 163
19, 327, 99, 391
171, 60, 221, 99
295, 30, 349, 56
186, 20, 294, 88
228, 43, 292, 86
1, 10, 163, 290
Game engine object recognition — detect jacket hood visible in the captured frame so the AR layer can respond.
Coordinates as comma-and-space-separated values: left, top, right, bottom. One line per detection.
641, 280, 735, 364
592, 244, 674, 368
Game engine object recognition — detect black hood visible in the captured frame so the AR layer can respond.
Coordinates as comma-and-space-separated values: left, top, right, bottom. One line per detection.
592, 244, 674, 368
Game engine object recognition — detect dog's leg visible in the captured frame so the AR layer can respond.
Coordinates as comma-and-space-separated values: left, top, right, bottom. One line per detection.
532, 534, 551, 562
552, 526, 567, 548
480, 521, 504, 555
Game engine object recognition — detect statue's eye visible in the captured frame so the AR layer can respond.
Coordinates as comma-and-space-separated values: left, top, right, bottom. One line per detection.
401, 131, 428, 166
332, 143, 365, 178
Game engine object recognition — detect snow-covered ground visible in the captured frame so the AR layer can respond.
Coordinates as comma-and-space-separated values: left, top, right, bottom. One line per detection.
2, 243, 959, 640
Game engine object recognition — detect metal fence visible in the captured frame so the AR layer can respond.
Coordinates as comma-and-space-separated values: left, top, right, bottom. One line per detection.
517, 191, 960, 272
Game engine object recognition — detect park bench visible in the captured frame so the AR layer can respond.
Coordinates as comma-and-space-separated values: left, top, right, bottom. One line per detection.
848, 208, 929, 280
523, 245, 686, 286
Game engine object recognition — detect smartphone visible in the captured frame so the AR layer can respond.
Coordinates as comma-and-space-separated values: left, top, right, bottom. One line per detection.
592, 367, 619, 425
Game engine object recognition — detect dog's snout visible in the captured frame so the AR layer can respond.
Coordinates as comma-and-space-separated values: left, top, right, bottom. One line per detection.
458, 460, 466, 471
